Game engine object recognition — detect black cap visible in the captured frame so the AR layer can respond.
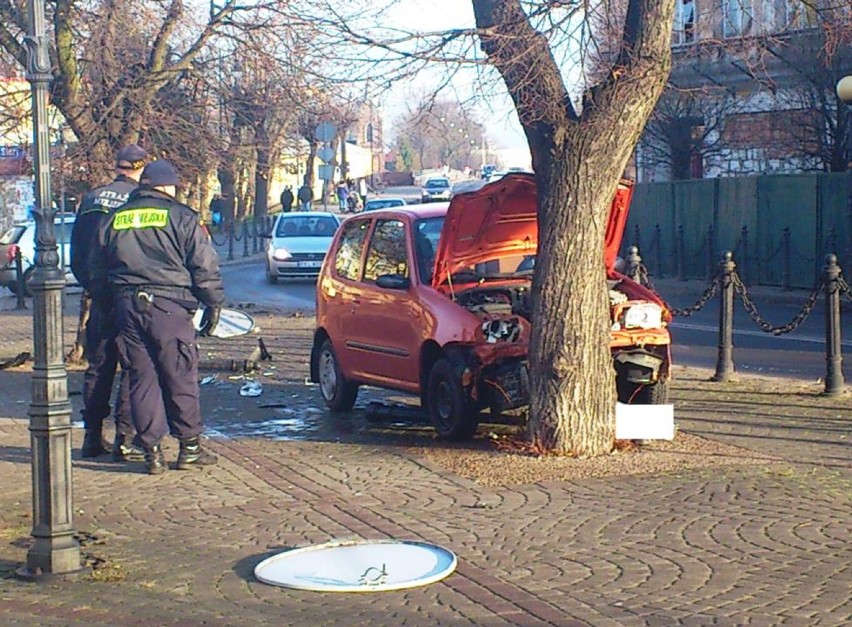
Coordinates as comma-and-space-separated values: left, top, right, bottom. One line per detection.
115, 144, 147, 169
140, 160, 180, 187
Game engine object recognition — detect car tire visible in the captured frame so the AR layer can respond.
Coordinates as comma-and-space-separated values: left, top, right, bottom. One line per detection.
427, 358, 478, 440
617, 378, 669, 405
317, 339, 358, 411
266, 264, 278, 284
22, 266, 34, 297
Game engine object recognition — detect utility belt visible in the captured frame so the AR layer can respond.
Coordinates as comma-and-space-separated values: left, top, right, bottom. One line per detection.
118, 286, 197, 314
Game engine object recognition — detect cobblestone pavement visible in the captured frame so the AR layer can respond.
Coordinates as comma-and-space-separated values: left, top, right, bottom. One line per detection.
0, 285, 849, 626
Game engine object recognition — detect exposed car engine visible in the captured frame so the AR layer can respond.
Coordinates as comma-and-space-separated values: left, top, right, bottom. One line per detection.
454, 286, 532, 321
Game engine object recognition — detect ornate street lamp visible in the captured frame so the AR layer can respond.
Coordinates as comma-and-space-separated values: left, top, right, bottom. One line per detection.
18, 0, 82, 577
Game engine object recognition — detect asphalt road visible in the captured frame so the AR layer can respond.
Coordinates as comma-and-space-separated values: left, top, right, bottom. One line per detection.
221, 259, 850, 383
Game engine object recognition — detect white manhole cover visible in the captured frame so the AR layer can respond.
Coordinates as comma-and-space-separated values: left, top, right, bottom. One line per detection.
254, 539, 457, 592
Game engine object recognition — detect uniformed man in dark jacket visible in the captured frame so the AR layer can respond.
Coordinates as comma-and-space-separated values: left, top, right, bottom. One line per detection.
71, 144, 147, 462
90, 160, 225, 474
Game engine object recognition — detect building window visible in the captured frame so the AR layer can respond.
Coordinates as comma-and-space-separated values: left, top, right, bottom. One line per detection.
673, 0, 696, 45
724, 0, 754, 37
784, 0, 818, 29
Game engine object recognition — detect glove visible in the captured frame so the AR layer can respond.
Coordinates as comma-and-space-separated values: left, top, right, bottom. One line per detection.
198, 306, 221, 337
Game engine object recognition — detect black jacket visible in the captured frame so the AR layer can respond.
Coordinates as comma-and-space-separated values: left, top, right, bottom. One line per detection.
89, 187, 225, 309
70, 174, 138, 289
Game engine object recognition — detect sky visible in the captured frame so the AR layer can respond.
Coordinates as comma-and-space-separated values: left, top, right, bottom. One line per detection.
374, 0, 531, 160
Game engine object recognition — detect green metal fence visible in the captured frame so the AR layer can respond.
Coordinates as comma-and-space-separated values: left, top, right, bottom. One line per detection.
622, 173, 852, 288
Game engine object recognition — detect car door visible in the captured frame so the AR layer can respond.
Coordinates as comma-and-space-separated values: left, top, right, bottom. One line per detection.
320, 216, 372, 374
346, 217, 422, 389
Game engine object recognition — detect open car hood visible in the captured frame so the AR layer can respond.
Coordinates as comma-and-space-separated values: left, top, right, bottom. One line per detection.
432, 173, 634, 288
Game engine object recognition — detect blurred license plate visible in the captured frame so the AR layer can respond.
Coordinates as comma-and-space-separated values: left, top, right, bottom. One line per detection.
297, 260, 322, 268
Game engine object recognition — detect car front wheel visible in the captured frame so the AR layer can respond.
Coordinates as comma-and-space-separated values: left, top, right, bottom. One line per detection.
427, 358, 478, 440
617, 378, 669, 405
266, 263, 278, 284
317, 339, 358, 411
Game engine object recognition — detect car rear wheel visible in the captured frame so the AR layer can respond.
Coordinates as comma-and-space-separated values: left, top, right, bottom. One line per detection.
427, 358, 478, 440
317, 339, 358, 411
617, 378, 669, 405
10, 267, 35, 297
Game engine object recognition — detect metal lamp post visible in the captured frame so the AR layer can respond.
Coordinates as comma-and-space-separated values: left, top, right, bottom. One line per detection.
18, 0, 82, 578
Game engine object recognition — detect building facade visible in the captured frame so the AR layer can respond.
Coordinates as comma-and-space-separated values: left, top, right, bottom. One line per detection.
636, 0, 852, 181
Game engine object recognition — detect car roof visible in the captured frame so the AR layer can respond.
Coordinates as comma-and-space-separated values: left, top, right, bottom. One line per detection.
365, 197, 405, 203
276, 211, 338, 219
13, 213, 76, 226
346, 202, 449, 220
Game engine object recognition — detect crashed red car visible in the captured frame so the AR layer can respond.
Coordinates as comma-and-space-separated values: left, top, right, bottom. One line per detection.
311, 173, 672, 440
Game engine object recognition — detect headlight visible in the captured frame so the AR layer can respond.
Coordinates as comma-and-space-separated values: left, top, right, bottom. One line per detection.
622, 303, 663, 329
272, 248, 292, 261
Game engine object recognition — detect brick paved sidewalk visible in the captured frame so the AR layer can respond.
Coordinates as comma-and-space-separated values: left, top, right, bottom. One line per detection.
0, 298, 850, 625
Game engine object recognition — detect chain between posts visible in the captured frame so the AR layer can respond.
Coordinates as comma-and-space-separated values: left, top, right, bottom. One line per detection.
732, 271, 823, 335
630, 249, 720, 317
838, 274, 852, 304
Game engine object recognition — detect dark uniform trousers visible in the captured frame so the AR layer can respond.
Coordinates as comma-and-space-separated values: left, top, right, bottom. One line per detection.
83, 298, 132, 435
114, 293, 203, 449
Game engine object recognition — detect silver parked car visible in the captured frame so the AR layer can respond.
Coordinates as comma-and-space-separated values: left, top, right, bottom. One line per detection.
265, 211, 341, 283
0, 214, 77, 295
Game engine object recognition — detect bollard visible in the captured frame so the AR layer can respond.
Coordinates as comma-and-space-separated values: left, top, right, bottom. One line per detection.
242, 220, 249, 257
705, 225, 715, 283
227, 219, 235, 261
782, 227, 791, 291
624, 246, 642, 283
625, 246, 642, 283
14, 249, 26, 310
712, 251, 736, 382
823, 254, 845, 396
653, 224, 663, 278
676, 224, 685, 281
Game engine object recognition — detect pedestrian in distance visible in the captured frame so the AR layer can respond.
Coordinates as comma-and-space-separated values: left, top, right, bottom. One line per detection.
297, 179, 313, 211
358, 177, 368, 208
70, 144, 147, 463
336, 180, 350, 213
90, 160, 225, 475
279, 186, 294, 213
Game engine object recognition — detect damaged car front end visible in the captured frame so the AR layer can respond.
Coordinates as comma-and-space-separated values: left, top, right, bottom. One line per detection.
312, 173, 671, 440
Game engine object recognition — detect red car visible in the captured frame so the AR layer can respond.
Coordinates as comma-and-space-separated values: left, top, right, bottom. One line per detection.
311, 173, 672, 440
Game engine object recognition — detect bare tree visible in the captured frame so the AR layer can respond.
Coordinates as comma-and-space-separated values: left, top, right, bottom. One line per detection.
301, 0, 676, 456
639, 86, 738, 180
389, 98, 484, 171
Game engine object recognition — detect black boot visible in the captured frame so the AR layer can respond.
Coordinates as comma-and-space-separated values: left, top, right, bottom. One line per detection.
112, 433, 145, 463
176, 436, 218, 470
81, 428, 108, 458
145, 443, 167, 475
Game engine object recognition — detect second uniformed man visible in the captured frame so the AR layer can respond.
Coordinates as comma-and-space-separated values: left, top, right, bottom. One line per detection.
90, 159, 224, 474
71, 144, 147, 462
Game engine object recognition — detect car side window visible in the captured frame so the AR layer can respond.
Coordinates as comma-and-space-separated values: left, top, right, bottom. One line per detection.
334, 218, 370, 281
363, 219, 409, 283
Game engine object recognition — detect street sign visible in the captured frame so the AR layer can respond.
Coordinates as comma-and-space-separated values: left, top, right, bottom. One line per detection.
317, 145, 335, 164
318, 164, 335, 181
315, 121, 337, 143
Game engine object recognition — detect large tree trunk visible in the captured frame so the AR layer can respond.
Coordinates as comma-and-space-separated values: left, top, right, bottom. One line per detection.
473, 0, 674, 456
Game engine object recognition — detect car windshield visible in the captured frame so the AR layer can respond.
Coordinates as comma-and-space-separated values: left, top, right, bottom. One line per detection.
425, 179, 449, 190
0, 226, 25, 245
365, 199, 404, 210
275, 216, 338, 238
